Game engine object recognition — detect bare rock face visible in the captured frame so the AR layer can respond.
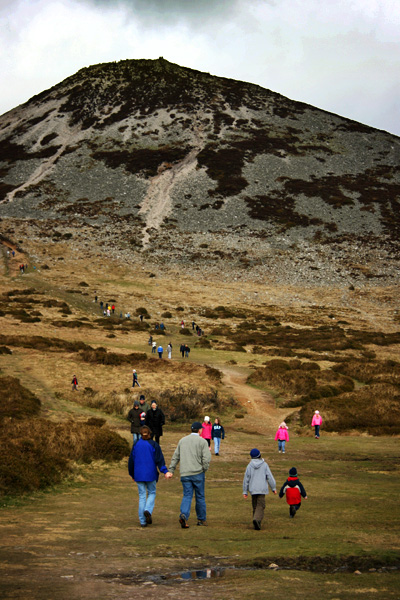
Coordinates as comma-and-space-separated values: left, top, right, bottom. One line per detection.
0, 58, 399, 285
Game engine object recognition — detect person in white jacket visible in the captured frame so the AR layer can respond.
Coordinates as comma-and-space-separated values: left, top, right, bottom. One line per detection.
243, 448, 276, 530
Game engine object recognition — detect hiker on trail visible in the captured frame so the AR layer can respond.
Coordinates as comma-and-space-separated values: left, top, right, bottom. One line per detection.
112, 304, 115, 314
180, 344, 185, 358
167, 342, 172, 359
155, 323, 159, 330
95, 295, 97, 303
192, 321, 195, 330
243, 448, 277, 531
275, 422, 289, 453
148, 335, 153, 346
107, 308, 111, 317
157, 344, 163, 359
139, 395, 150, 422
140, 314, 143, 322
311, 410, 323, 438
71, 375, 78, 391
279, 467, 307, 518
169, 421, 211, 529
160, 322, 165, 331
127, 400, 142, 443
152, 341, 157, 354
211, 417, 225, 456
132, 369, 141, 388
200, 416, 212, 448
128, 425, 172, 528
100, 301, 103, 310
185, 345, 190, 358
145, 401, 165, 445
181, 320, 185, 328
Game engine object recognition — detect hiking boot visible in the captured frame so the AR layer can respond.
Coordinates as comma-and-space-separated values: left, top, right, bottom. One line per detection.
253, 519, 261, 530
140, 523, 147, 527
144, 510, 152, 525
179, 514, 189, 529
197, 520, 208, 526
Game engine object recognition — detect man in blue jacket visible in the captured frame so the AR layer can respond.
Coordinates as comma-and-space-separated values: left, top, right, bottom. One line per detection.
128, 425, 172, 527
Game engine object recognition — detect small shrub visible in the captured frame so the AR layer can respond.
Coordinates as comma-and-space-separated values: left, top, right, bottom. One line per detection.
0, 419, 130, 495
179, 328, 192, 336
161, 311, 172, 318
0, 377, 41, 421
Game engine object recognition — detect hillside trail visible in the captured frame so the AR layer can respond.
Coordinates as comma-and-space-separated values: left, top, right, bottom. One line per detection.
139, 119, 206, 247
219, 365, 289, 436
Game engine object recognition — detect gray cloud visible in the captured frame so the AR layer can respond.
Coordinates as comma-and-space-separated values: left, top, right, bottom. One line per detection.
79, 0, 245, 24
0, 0, 399, 136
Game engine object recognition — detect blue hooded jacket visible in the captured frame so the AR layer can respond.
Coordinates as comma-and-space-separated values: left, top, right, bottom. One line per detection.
128, 438, 168, 482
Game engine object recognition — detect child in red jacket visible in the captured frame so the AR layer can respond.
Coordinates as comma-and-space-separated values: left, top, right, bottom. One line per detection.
279, 467, 307, 518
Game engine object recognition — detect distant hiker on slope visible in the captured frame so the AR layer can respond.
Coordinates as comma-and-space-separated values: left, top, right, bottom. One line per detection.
132, 369, 141, 387
274, 421, 289, 453
311, 410, 323, 438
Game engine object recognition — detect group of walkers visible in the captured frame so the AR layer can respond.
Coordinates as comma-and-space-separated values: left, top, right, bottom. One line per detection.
127, 410, 318, 530
198, 416, 225, 455
127, 395, 165, 445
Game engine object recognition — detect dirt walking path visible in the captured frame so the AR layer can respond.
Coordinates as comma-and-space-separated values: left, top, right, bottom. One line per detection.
219, 365, 289, 435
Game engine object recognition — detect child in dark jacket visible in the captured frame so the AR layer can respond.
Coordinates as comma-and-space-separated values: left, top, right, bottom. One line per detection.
279, 467, 307, 518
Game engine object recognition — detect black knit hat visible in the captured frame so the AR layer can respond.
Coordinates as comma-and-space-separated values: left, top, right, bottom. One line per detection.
289, 467, 298, 477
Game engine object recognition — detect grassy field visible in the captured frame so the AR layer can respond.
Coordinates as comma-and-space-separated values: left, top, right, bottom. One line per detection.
0, 244, 399, 599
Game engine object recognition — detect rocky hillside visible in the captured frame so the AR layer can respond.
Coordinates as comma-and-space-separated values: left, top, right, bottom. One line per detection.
0, 58, 399, 285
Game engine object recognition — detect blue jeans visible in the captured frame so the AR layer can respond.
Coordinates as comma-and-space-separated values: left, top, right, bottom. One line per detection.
136, 481, 157, 525
180, 472, 206, 521
213, 437, 221, 454
133, 432, 141, 444
314, 425, 320, 437
278, 440, 286, 452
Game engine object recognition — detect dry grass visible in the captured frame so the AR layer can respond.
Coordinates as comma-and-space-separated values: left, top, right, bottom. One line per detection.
0, 418, 129, 496
0, 376, 41, 420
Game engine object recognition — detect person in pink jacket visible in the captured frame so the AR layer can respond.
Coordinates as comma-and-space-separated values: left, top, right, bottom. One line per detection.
274, 421, 289, 453
311, 410, 323, 438
200, 416, 212, 447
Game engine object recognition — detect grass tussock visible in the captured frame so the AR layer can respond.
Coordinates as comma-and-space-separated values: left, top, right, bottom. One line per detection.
0, 418, 130, 496
332, 358, 400, 385
0, 376, 41, 420
248, 359, 354, 405
74, 381, 237, 422
300, 383, 400, 435
0, 334, 90, 352
80, 347, 147, 366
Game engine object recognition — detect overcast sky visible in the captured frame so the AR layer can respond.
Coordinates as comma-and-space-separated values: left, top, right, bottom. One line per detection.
1, 0, 399, 135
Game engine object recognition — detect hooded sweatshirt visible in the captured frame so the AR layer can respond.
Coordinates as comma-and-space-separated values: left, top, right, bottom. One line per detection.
311, 414, 323, 426
243, 458, 276, 495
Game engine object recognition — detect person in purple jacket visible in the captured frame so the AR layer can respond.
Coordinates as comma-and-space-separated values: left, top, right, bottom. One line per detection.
128, 426, 172, 527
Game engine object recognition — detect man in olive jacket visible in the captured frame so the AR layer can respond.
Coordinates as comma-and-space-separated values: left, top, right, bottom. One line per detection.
169, 421, 211, 528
